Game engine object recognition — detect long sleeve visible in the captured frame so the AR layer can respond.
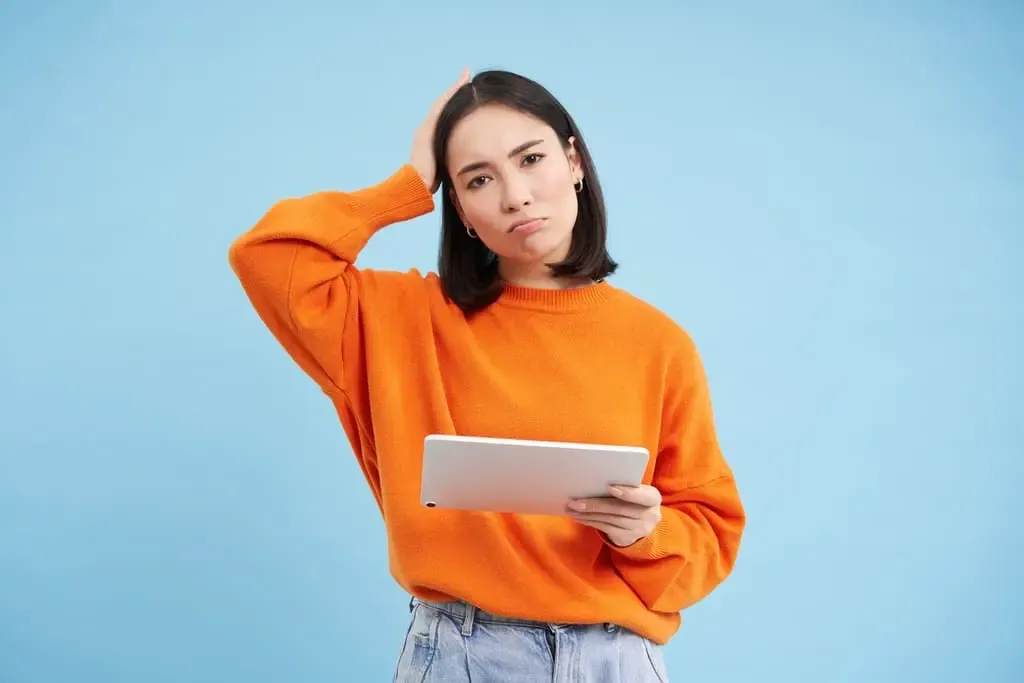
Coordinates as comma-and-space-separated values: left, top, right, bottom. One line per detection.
227, 164, 435, 397
607, 337, 746, 614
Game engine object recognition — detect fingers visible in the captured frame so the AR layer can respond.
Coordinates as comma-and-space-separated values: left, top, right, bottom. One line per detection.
431, 68, 471, 114
568, 485, 662, 547
442, 70, 469, 100
566, 485, 661, 517
608, 484, 662, 508
574, 518, 630, 538
568, 512, 634, 530
566, 497, 644, 519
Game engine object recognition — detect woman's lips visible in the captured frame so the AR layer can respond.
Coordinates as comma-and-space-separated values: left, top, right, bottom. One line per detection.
509, 218, 546, 235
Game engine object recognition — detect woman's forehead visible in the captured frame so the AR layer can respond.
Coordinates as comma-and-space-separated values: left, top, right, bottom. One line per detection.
448, 105, 554, 161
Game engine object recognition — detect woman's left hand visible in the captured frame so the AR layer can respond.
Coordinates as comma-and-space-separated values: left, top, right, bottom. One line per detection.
566, 485, 662, 548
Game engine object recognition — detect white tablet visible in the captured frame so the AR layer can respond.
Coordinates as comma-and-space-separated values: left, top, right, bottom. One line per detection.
420, 434, 650, 515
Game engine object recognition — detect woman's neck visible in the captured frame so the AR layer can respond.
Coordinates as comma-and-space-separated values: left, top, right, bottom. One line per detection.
498, 259, 592, 290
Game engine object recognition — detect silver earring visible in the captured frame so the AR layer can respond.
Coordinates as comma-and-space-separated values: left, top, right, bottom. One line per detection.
574, 178, 584, 193
466, 226, 478, 239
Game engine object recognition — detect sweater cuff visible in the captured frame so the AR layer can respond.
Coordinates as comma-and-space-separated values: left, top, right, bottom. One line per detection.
607, 508, 685, 561
357, 164, 436, 232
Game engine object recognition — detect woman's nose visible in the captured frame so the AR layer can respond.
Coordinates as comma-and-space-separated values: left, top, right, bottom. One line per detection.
501, 175, 533, 211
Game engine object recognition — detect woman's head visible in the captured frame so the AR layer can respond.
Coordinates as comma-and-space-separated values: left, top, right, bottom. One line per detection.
433, 70, 617, 314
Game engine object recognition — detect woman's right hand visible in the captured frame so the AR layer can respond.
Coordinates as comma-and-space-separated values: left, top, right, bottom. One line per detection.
410, 68, 471, 193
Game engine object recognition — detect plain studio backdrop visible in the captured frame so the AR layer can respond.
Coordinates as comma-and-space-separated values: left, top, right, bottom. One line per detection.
1, 1, 1020, 681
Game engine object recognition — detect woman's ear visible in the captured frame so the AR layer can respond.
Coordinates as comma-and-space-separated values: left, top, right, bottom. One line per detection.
566, 136, 584, 182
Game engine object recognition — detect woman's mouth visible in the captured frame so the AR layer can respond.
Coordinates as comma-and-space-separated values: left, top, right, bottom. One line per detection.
509, 218, 546, 235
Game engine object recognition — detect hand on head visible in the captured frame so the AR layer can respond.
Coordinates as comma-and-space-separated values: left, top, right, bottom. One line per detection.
410, 68, 471, 192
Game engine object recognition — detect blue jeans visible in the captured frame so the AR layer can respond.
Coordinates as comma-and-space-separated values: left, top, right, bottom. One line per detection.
393, 598, 670, 682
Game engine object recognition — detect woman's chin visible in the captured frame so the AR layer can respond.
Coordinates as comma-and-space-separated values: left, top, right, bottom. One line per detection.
519, 233, 570, 262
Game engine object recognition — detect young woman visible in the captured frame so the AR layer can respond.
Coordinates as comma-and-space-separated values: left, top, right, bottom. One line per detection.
229, 68, 746, 682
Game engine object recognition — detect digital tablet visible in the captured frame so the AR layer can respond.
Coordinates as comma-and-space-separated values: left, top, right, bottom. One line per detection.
419, 434, 650, 515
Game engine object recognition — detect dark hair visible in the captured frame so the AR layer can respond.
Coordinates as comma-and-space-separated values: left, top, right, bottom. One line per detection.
432, 69, 618, 315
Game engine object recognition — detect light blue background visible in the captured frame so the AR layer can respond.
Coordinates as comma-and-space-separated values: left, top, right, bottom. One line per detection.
2, 1, 1021, 681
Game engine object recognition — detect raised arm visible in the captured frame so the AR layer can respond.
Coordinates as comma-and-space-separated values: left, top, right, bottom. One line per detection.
227, 70, 470, 396
228, 167, 434, 395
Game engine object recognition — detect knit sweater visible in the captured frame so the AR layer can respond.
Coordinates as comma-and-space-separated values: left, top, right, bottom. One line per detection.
228, 164, 745, 644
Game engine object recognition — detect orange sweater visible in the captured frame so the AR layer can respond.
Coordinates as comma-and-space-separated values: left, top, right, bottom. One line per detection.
228, 164, 745, 644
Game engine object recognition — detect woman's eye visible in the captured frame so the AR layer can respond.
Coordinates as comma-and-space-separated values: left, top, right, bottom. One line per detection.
467, 176, 489, 189
522, 153, 544, 166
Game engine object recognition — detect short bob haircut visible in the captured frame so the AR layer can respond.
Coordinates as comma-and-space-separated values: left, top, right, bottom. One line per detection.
432, 69, 618, 315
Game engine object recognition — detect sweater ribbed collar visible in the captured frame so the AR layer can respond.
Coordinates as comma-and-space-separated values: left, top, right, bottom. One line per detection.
495, 280, 617, 313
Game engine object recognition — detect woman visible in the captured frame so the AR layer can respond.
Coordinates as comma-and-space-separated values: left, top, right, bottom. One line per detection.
229, 68, 745, 682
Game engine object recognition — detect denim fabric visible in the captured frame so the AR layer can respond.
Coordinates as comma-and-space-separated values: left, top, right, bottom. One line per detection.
393, 598, 670, 683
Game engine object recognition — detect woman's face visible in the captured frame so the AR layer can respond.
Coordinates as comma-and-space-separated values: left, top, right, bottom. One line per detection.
445, 104, 583, 267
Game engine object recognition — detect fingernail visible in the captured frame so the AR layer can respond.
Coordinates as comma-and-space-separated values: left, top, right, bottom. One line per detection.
568, 500, 586, 511
608, 486, 623, 496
